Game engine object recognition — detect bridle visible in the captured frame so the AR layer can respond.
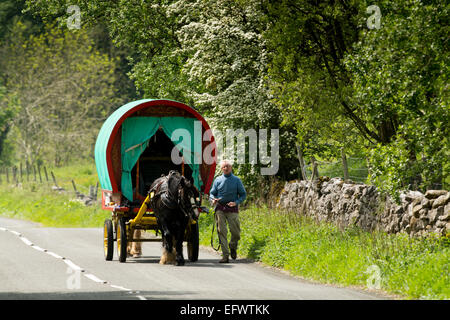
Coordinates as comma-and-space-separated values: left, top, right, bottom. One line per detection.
177, 183, 201, 220
150, 171, 201, 220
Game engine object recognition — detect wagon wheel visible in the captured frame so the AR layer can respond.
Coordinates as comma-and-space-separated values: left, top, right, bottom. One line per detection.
117, 218, 128, 263
103, 219, 114, 261
187, 222, 199, 262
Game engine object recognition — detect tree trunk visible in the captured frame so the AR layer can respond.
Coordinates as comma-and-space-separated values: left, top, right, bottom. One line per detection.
0, 125, 10, 160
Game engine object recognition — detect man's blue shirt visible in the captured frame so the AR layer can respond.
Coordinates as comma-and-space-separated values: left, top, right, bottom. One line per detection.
209, 173, 246, 205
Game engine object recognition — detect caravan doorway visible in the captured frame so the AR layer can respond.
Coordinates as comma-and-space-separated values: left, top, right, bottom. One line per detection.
130, 128, 193, 198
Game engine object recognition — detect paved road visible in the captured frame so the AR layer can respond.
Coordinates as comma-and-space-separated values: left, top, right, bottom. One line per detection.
0, 216, 387, 300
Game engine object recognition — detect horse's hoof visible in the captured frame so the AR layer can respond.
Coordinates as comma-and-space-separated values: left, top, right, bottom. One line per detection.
176, 259, 185, 266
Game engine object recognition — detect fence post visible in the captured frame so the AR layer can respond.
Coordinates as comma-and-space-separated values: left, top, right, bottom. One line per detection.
44, 166, 49, 184
311, 156, 319, 180
38, 165, 42, 183
341, 148, 349, 181
19, 162, 23, 183
296, 143, 307, 180
26, 161, 30, 182
13, 166, 18, 186
51, 171, 58, 188
5, 167, 9, 183
89, 185, 94, 199
94, 182, 98, 201
71, 180, 79, 196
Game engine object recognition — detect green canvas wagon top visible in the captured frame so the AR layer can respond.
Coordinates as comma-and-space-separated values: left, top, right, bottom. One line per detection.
94, 99, 216, 210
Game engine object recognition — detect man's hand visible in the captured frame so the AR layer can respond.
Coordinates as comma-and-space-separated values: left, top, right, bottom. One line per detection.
212, 198, 221, 205
227, 202, 236, 207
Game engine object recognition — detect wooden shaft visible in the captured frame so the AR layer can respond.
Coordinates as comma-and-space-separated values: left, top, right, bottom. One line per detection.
130, 193, 152, 226
182, 156, 185, 176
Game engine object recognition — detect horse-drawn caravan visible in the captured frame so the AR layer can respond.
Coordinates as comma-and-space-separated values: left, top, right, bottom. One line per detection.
95, 99, 216, 265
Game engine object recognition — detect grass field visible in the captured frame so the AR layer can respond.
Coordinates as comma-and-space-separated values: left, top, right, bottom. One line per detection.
0, 161, 448, 299
0, 162, 105, 227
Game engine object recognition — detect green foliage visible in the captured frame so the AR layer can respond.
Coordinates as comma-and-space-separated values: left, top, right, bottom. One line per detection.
265, 0, 365, 158
199, 206, 450, 299
0, 84, 19, 165
264, 0, 449, 196
24, 0, 300, 188
0, 22, 120, 165
345, 0, 450, 194
0, 161, 104, 227
0, 0, 43, 41
22, 0, 450, 198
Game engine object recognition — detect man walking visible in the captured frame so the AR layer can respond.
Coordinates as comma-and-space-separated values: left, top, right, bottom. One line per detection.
209, 160, 247, 263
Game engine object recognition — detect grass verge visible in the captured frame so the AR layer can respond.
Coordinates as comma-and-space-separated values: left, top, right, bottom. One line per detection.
198, 206, 450, 300
0, 162, 105, 227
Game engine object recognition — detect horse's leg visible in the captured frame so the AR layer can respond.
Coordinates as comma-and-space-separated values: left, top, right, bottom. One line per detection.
175, 235, 184, 266
175, 220, 188, 266
160, 233, 168, 264
160, 221, 175, 264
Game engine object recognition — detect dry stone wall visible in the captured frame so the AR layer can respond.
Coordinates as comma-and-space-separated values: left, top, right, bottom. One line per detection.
277, 177, 450, 237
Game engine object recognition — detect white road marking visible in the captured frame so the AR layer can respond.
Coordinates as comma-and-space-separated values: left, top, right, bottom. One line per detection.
1, 224, 146, 300
64, 259, 85, 272
84, 273, 107, 284
19, 236, 34, 246
109, 284, 132, 291
31, 245, 47, 252
46, 251, 64, 259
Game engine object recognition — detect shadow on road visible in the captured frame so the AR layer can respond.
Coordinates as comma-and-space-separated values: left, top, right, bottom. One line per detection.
0, 290, 195, 300
125, 256, 253, 268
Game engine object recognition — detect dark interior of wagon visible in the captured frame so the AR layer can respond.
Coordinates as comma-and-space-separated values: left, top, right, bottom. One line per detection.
131, 128, 193, 197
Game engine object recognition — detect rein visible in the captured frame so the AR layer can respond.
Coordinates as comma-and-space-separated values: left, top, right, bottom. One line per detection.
210, 208, 221, 251
149, 172, 199, 220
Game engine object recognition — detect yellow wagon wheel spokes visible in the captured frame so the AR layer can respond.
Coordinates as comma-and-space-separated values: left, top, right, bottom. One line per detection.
103, 219, 114, 261
117, 223, 122, 254
103, 225, 108, 255
117, 218, 128, 262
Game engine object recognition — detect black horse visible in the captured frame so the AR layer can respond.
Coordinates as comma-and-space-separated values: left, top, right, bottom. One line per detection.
149, 170, 200, 266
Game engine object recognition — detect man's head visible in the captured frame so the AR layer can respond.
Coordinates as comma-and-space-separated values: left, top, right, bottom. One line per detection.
220, 159, 233, 175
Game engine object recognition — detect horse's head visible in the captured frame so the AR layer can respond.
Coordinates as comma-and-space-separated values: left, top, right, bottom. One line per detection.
178, 175, 201, 220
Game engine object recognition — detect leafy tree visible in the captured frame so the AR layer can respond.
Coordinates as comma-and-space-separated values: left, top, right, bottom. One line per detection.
264, 0, 368, 157
25, 0, 191, 102
24, 0, 449, 199
264, 0, 449, 196
345, 0, 449, 195
25, 0, 300, 189
0, 84, 18, 165
0, 0, 43, 40
0, 22, 120, 165
172, 0, 298, 183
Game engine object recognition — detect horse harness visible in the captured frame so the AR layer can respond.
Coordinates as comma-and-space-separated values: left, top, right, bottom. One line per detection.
148, 171, 198, 219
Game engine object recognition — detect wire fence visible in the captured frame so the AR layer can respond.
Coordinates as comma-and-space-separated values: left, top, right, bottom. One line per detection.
302, 157, 369, 183
0, 162, 98, 205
